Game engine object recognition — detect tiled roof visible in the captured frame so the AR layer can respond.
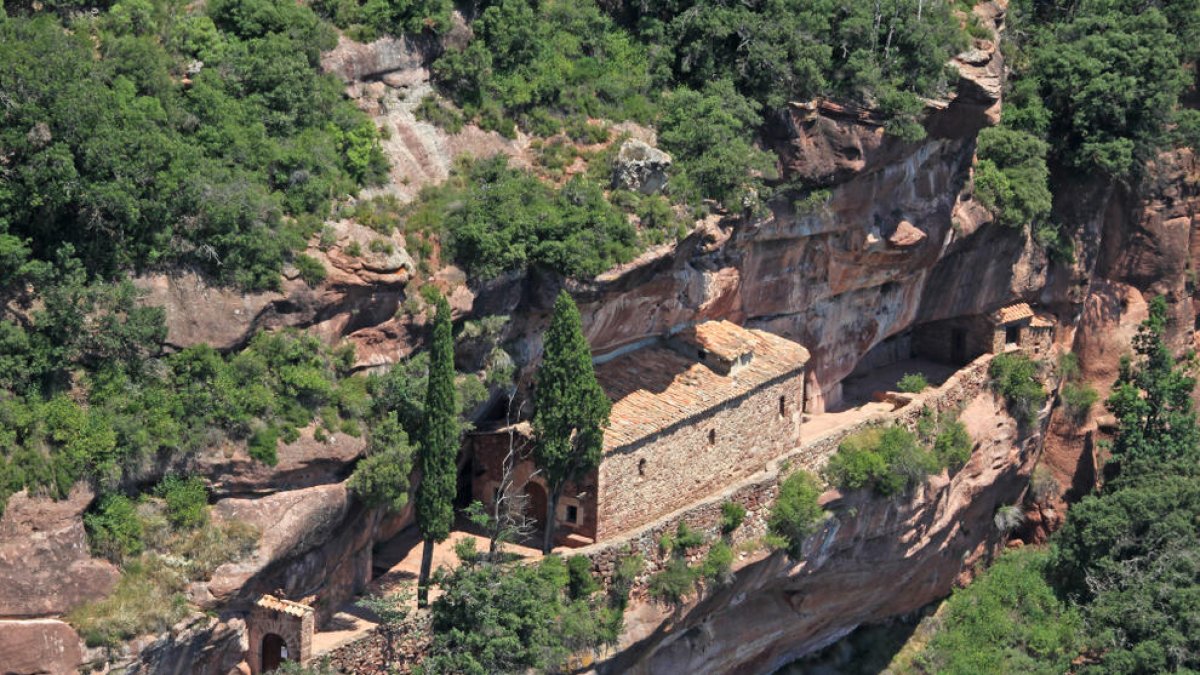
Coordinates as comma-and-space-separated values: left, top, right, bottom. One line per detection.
596, 322, 809, 451
256, 594, 313, 618
1029, 313, 1055, 328
994, 302, 1034, 324
674, 321, 756, 361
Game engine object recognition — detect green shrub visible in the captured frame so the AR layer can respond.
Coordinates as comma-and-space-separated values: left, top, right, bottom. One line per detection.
648, 558, 698, 607
701, 540, 734, 586
897, 372, 929, 393
566, 555, 599, 600
248, 426, 280, 465
157, 475, 208, 530
719, 501, 746, 535
989, 352, 1046, 427
934, 419, 973, 471
293, 254, 327, 287
822, 431, 890, 492
85, 494, 145, 562
768, 471, 824, 559
1060, 382, 1098, 424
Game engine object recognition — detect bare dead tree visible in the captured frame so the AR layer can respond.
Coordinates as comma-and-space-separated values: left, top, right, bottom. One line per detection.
485, 390, 540, 557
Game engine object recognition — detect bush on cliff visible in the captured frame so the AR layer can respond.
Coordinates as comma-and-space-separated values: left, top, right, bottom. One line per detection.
822, 426, 940, 497
768, 470, 825, 559
988, 352, 1046, 428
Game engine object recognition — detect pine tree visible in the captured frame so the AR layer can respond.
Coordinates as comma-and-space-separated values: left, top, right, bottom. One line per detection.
415, 294, 458, 606
533, 291, 611, 553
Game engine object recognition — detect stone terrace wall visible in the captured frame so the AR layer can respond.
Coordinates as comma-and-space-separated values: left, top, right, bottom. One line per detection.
597, 372, 802, 539
578, 354, 995, 584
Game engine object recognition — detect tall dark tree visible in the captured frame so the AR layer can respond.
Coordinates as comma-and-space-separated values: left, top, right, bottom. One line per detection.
415, 294, 458, 606
532, 291, 610, 553
1104, 295, 1199, 477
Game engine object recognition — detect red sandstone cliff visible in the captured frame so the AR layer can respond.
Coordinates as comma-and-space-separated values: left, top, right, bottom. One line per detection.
6, 0, 1200, 670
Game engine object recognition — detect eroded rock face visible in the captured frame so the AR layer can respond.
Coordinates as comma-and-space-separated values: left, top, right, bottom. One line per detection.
196, 428, 366, 498
0, 619, 85, 675
0, 484, 119, 618
127, 616, 248, 675
605, 392, 1038, 674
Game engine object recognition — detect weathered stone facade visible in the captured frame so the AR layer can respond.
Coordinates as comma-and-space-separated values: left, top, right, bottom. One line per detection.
470, 321, 809, 545
596, 373, 801, 539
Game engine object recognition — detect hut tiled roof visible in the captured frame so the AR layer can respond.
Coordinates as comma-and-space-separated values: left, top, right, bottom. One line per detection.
255, 595, 313, 618
994, 302, 1034, 324
595, 322, 809, 452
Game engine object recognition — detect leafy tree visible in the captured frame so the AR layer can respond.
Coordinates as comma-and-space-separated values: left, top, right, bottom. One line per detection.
719, 501, 746, 535
822, 426, 939, 497
85, 494, 145, 562
157, 475, 209, 530
415, 294, 458, 606
917, 549, 1083, 674
532, 291, 611, 552
768, 470, 824, 558
420, 554, 620, 674
974, 127, 1052, 230
348, 412, 415, 513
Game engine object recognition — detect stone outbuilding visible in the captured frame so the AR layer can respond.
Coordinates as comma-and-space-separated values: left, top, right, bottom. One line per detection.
913, 302, 1055, 365
470, 321, 810, 546
247, 595, 314, 673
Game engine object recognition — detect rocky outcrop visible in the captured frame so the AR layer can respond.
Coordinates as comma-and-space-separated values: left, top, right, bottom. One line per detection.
0, 484, 118, 618
196, 428, 366, 498
612, 138, 672, 194
604, 391, 1040, 674
127, 616, 248, 675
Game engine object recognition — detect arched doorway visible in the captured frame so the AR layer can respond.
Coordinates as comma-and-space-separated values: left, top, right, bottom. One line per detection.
261, 633, 288, 671
524, 482, 548, 531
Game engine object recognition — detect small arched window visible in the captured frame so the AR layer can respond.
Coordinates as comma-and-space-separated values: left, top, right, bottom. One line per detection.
637, 458, 647, 476
708, 429, 716, 445
779, 395, 787, 418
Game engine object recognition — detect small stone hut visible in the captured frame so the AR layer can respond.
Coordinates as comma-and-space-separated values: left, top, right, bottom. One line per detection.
247, 595, 314, 673
913, 302, 1054, 365
470, 321, 810, 546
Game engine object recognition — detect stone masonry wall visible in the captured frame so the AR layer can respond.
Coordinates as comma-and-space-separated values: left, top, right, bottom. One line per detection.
595, 372, 803, 540
579, 354, 994, 584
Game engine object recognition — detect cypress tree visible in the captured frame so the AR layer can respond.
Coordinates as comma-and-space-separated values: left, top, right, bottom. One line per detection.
533, 291, 611, 553
415, 294, 458, 606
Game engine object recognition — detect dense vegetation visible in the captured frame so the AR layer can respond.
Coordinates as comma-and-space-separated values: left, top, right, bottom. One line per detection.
0, 0, 386, 289
913, 297, 1200, 673
822, 416, 972, 498
419, 545, 625, 673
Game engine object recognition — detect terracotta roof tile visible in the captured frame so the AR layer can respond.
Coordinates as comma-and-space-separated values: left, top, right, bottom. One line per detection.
1029, 313, 1054, 328
596, 322, 809, 451
995, 302, 1034, 324
255, 594, 313, 618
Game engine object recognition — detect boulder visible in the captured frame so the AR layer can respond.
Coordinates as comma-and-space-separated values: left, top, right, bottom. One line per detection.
612, 139, 672, 195
206, 483, 355, 603
196, 429, 366, 498
0, 619, 85, 675
0, 484, 120, 617
888, 220, 927, 248
320, 35, 428, 83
